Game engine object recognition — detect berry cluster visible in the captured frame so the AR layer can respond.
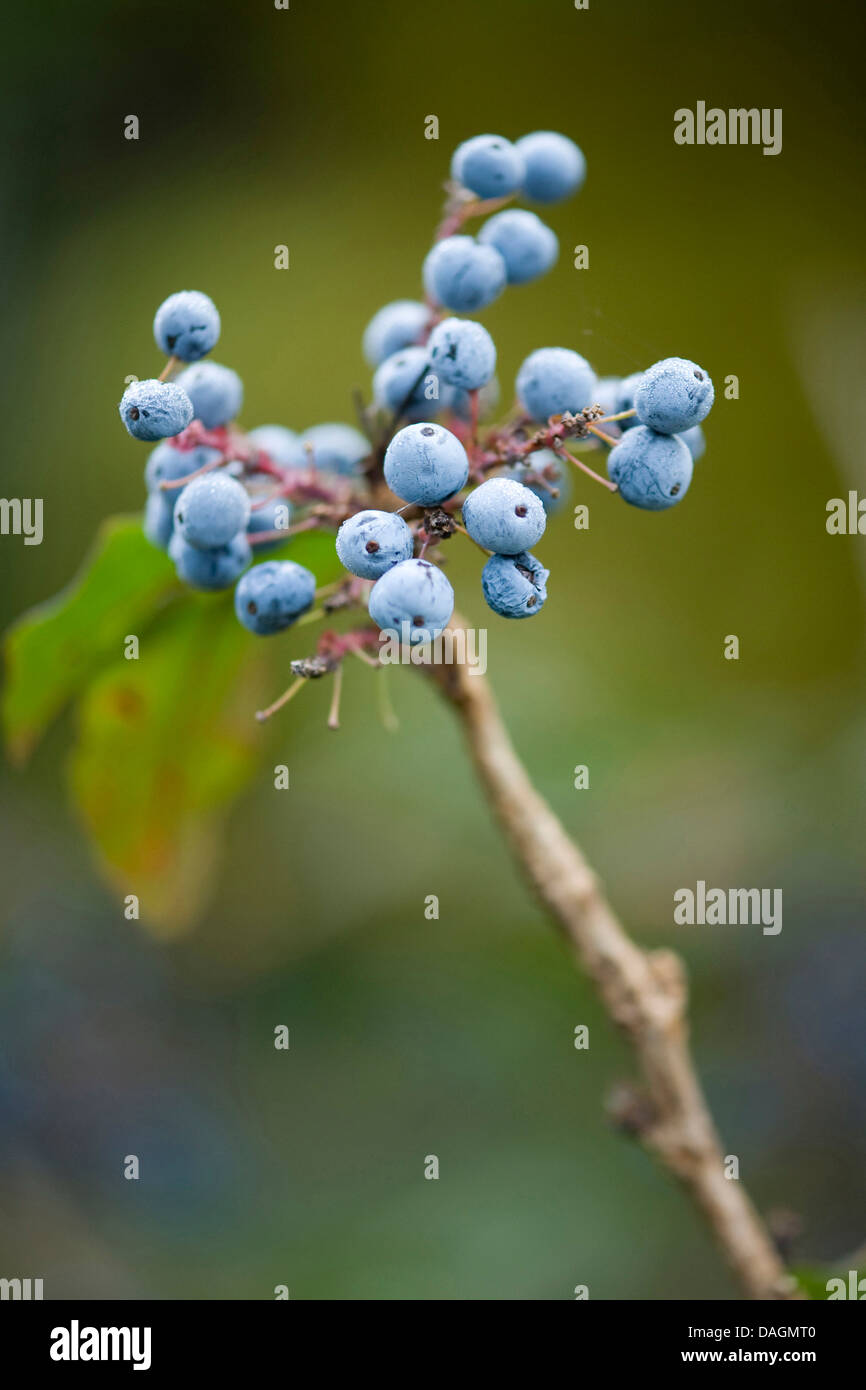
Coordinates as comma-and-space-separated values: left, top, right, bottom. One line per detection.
120, 128, 714, 722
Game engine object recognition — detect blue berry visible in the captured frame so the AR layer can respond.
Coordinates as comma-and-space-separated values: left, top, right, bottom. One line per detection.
679, 424, 706, 461
426, 317, 496, 391
451, 135, 524, 199
173, 471, 251, 549
462, 477, 547, 553
169, 531, 251, 591
176, 362, 243, 429
384, 422, 469, 505
145, 441, 222, 492
372, 346, 431, 420
368, 558, 454, 645
423, 236, 507, 313
336, 509, 414, 579
634, 357, 714, 434
153, 290, 220, 361
516, 347, 596, 421
362, 300, 429, 367
515, 131, 586, 203
119, 379, 194, 442
503, 449, 571, 514
478, 209, 558, 285
300, 423, 370, 475
614, 371, 644, 431
246, 490, 292, 552
481, 551, 549, 618
234, 560, 316, 635
607, 425, 693, 510
247, 425, 307, 469
143, 489, 176, 550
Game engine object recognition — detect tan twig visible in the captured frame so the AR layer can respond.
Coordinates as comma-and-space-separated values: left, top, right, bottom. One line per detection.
424, 613, 803, 1302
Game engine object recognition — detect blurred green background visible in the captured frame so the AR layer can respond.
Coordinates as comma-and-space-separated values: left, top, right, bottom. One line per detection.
1, 0, 864, 1299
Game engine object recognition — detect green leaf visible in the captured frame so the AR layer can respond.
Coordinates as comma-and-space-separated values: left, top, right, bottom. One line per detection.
69, 596, 267, 936
2, 515, 177, 762
4, 511, 345, 931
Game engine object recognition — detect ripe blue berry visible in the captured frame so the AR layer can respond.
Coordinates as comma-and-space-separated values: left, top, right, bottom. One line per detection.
145, 442, 222, 492
176, 362, 243, 429
153, 290, 220, 361
384, 422, 469, 505
516, 347, 596, 421
503, 449, 571, 514
515, 131, 586, 203
169, 531, 252, 591
300, 423, 370, 475
607, 425, 693, 510
478, 209, 558, 285
481, 551, 549, 618
119, 379, 194, 442
234, 560, 316, 635
173, 471, 251, 550
462, 477, 547, 553
372, 346, 431, 420
144, 489, 176, 550
680, 424, 706, 460
362, 300, 430, 367
247, 425, 307, 469
426, 317, 496, 391
423, 236, 507, 313
368, 558, 454, 645
634, 357, 714, 434
450, 135, 524, 199
336, 509, 414, 580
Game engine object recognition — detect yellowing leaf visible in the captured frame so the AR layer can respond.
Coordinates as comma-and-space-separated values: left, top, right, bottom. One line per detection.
69, 597, 266, 936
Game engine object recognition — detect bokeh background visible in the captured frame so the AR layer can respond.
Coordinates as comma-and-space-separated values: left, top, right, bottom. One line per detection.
1, 0, 864, 1299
